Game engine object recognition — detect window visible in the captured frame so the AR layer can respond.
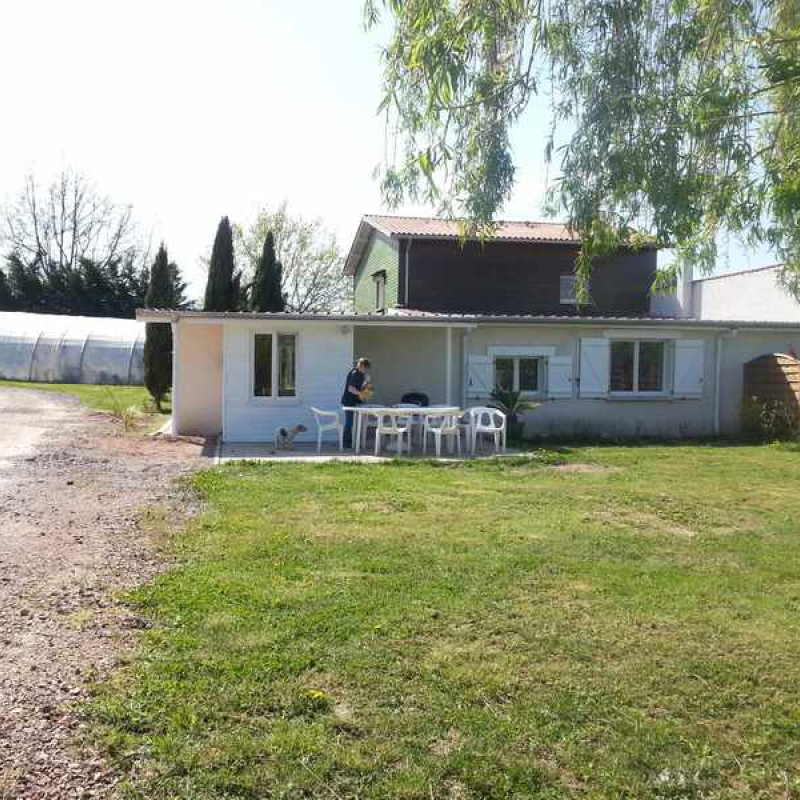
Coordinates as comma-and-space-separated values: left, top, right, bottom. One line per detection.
253, 333, 297, 399
560, 275, 577, 304
494, 356, 540, 394
254, 334, 273, 397
277, 334, 296, 397
610, 340, 665, 393
373, 271, 386, 310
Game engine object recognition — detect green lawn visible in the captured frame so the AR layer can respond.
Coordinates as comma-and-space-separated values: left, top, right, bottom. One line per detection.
93, 445, 800, 799
0, 378, 168, 416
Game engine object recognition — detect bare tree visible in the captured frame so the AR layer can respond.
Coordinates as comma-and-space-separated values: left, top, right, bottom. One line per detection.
234, 202, 351, 313
1, 169, 142, 276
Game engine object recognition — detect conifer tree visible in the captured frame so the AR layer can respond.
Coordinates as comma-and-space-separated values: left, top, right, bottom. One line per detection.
250, 231, 285, 312
204, 216, 237, 311
144, 244, 173, 411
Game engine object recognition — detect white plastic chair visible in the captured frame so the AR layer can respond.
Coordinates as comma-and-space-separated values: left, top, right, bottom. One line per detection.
469, 407, 507, 455
393, 402, 422, 445
311, 407, 343, 453
422, 411, 462, 458
374, 411, 412, 456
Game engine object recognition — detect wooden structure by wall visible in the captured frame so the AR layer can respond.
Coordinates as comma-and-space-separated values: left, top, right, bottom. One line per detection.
742, 353, 800, 406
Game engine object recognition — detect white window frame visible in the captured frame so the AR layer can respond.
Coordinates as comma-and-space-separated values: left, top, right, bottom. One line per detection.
373, 271, 386, 311
609, 339, 670, 396
250, 330, 301, 405
560, 275, 577, 304
494, 355, 545, 397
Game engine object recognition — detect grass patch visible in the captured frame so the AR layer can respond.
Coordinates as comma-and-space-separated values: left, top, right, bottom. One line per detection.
0, 378, 169, 429
91, 446, 800, 798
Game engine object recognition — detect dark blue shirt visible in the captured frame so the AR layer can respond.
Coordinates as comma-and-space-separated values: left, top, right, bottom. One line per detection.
341, 367, 365, 406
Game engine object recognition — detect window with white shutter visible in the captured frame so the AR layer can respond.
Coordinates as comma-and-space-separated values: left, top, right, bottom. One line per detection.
673, 340, 705, 397
579, 338, 610, 397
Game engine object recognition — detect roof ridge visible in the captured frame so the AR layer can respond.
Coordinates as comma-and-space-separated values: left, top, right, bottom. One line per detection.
364, 212, 570, 226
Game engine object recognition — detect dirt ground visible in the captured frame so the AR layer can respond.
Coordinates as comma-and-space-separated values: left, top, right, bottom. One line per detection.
0, 388, 211, 799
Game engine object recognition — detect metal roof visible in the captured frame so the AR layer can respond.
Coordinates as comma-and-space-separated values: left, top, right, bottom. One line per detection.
344, 214, 582, 275
137, 308, 800, 331
365, 214, 578, 243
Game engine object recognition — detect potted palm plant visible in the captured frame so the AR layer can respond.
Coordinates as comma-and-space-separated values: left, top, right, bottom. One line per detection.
489, 387, 539, 441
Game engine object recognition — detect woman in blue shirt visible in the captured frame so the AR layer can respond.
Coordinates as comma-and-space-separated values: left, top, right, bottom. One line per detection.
340, 357, 371, 449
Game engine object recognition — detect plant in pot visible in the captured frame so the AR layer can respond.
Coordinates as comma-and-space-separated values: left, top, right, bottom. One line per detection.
489, 387, 539, 441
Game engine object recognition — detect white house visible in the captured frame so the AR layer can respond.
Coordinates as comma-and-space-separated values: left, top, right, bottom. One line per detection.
138, 216, 800, 443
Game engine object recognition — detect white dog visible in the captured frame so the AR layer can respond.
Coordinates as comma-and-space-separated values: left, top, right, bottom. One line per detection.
273, 424, 308, 450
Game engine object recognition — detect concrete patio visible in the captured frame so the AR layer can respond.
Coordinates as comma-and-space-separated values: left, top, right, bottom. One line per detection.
215, 440, 521, 464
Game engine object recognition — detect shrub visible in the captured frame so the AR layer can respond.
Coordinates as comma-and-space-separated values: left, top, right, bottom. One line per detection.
742, 396, 800, 440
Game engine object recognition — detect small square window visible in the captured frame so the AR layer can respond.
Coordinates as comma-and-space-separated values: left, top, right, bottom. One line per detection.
494, 356, 541, 394
560, 275, 577, 304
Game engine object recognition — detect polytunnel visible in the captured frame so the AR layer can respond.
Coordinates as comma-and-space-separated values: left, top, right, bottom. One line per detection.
0, 311, 146, 385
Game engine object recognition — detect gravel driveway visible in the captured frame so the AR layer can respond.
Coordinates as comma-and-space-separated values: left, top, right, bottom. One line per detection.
0, 388, 209, 798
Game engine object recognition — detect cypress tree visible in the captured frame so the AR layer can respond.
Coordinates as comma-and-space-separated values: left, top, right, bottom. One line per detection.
250, 231, 285, 312
144, 244, 173, 410
0, 268, 16, 310
204, 216, 237, 311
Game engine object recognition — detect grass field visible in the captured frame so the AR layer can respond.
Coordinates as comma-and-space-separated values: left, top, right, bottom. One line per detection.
92, 444, 800, 799
0, 378, 168, 417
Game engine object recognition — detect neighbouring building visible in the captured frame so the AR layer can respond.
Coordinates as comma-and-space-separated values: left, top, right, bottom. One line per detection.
138, 215, 800, 442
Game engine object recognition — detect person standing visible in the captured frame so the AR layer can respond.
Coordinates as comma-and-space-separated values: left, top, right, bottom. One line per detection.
341, 357, 371, 449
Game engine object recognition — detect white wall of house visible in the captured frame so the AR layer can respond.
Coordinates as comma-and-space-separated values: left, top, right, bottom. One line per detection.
222, 321, 353, 443
173, 317, 800, 443
465, 324, 719, 438
173, 322, 223, 436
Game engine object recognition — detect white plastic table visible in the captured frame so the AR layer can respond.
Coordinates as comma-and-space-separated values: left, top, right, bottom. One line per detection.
343, 405, 462, 455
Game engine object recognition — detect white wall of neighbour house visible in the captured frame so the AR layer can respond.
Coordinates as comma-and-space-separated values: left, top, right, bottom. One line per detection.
465, 325, 720, 438
353, 325, 463, 406
717, 329, 800, 434
651, 265, 800, 323
222, 321, 353, 443
692, 267, 800, 322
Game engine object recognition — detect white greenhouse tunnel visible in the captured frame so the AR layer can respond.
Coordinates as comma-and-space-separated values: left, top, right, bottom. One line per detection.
0, 311, 146, 385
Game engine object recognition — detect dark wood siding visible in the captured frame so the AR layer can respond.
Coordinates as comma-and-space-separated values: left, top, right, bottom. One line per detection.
404, 239, 657, 316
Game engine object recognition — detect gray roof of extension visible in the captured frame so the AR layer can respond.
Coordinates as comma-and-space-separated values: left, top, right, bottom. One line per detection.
137, 308, 800, 331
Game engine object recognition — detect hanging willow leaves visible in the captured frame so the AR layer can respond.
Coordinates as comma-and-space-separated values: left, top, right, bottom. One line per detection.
366, 0, 800, 294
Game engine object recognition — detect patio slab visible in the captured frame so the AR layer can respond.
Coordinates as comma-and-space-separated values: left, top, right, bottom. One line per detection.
215, 441, 520, 464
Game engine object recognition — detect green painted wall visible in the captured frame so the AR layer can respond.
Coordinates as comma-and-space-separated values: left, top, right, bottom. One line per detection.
353, 233, 400, 313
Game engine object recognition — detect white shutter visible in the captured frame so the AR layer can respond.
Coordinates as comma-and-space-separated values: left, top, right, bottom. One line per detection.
579, 338, 610, 397
673, 340, 704, 397
547, 356, 573, 398
466, 355, 493, 398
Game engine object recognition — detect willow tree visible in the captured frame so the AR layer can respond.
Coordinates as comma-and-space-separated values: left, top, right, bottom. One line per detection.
365, 0, 800, 296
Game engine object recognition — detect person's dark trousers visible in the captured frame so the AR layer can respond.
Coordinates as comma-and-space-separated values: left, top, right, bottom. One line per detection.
343, 409, 355, 449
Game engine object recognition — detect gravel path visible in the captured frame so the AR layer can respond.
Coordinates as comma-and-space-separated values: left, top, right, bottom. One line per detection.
0, 388, 209, 799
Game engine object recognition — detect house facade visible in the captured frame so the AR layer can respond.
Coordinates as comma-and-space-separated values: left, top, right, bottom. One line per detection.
139, 215, 800, 443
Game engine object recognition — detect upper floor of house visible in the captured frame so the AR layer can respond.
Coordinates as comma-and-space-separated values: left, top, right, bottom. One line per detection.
344, 215, 658, 317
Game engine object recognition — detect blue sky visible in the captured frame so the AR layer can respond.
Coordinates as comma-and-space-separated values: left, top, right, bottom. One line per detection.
0, 0, 777, 301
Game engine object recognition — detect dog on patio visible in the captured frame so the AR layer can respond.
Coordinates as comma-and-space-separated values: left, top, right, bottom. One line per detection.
273, 424, 308, 450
